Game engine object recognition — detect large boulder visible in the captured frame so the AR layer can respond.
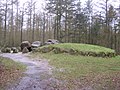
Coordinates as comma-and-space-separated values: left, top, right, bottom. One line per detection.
1, 47, 11, 53
41, 46, 54, 53
69, 49, 78, 55
20, 41, 32, 52
31, 41, 42, 48
53, 47, 61, 54
11, 47, 19, 53
44, 39, 59, 45
22, 47, 29, 53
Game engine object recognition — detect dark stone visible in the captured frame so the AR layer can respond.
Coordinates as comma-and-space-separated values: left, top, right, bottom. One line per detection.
11, 47, 19, 53
69, 49, 77, 55
53, 47, 61, 54
41, 47, 52, 53
1, 47, 11, 53
20, 41, 32, 52
22, 47, 29, 53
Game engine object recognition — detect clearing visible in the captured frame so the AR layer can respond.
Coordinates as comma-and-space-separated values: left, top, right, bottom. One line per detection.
0, 43, 120, 90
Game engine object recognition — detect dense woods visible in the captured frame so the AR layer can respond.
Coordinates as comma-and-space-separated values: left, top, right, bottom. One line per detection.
0, 0, 120, 54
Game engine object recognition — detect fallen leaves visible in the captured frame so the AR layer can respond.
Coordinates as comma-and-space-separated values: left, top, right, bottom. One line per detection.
0, 62, 23, 89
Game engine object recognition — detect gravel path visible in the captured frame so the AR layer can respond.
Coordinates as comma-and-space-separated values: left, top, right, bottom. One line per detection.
0, 53, 56, 90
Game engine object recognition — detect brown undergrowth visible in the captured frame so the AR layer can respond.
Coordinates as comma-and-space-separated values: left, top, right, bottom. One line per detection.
0, 57, 26, 89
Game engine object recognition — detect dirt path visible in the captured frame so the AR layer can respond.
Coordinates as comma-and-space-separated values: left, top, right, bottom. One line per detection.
0, 53, 57, 90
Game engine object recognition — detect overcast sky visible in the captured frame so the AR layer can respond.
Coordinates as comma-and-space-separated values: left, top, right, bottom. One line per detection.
19, 0, 120, 11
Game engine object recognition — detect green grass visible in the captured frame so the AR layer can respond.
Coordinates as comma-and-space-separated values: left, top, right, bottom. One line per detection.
33, 52, 120, 77
32, 52, 120, 89
0, 57, 26, 70
44, 43, 115, 53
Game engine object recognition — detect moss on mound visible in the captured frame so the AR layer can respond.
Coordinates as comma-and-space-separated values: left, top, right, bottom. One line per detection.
34, 43, 117, 58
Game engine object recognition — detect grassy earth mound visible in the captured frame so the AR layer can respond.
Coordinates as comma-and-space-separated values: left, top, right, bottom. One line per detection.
0, 56, 26, 89
34, 43, 117, 58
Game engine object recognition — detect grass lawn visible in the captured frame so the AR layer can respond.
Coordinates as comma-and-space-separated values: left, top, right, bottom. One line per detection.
32, 52, 120, 90
0, 56, 26, 90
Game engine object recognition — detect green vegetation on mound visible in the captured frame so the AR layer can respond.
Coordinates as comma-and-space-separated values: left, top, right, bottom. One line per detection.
0, 57, 26, 89
51, 43, 115, 53
32, 52, 120, 90
34, 43, 116, 58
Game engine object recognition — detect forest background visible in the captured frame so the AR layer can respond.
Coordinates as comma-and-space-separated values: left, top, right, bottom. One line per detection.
0, 0, 120, 54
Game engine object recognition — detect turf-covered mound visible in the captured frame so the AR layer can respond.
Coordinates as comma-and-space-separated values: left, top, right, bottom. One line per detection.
34, 43, 117, 58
